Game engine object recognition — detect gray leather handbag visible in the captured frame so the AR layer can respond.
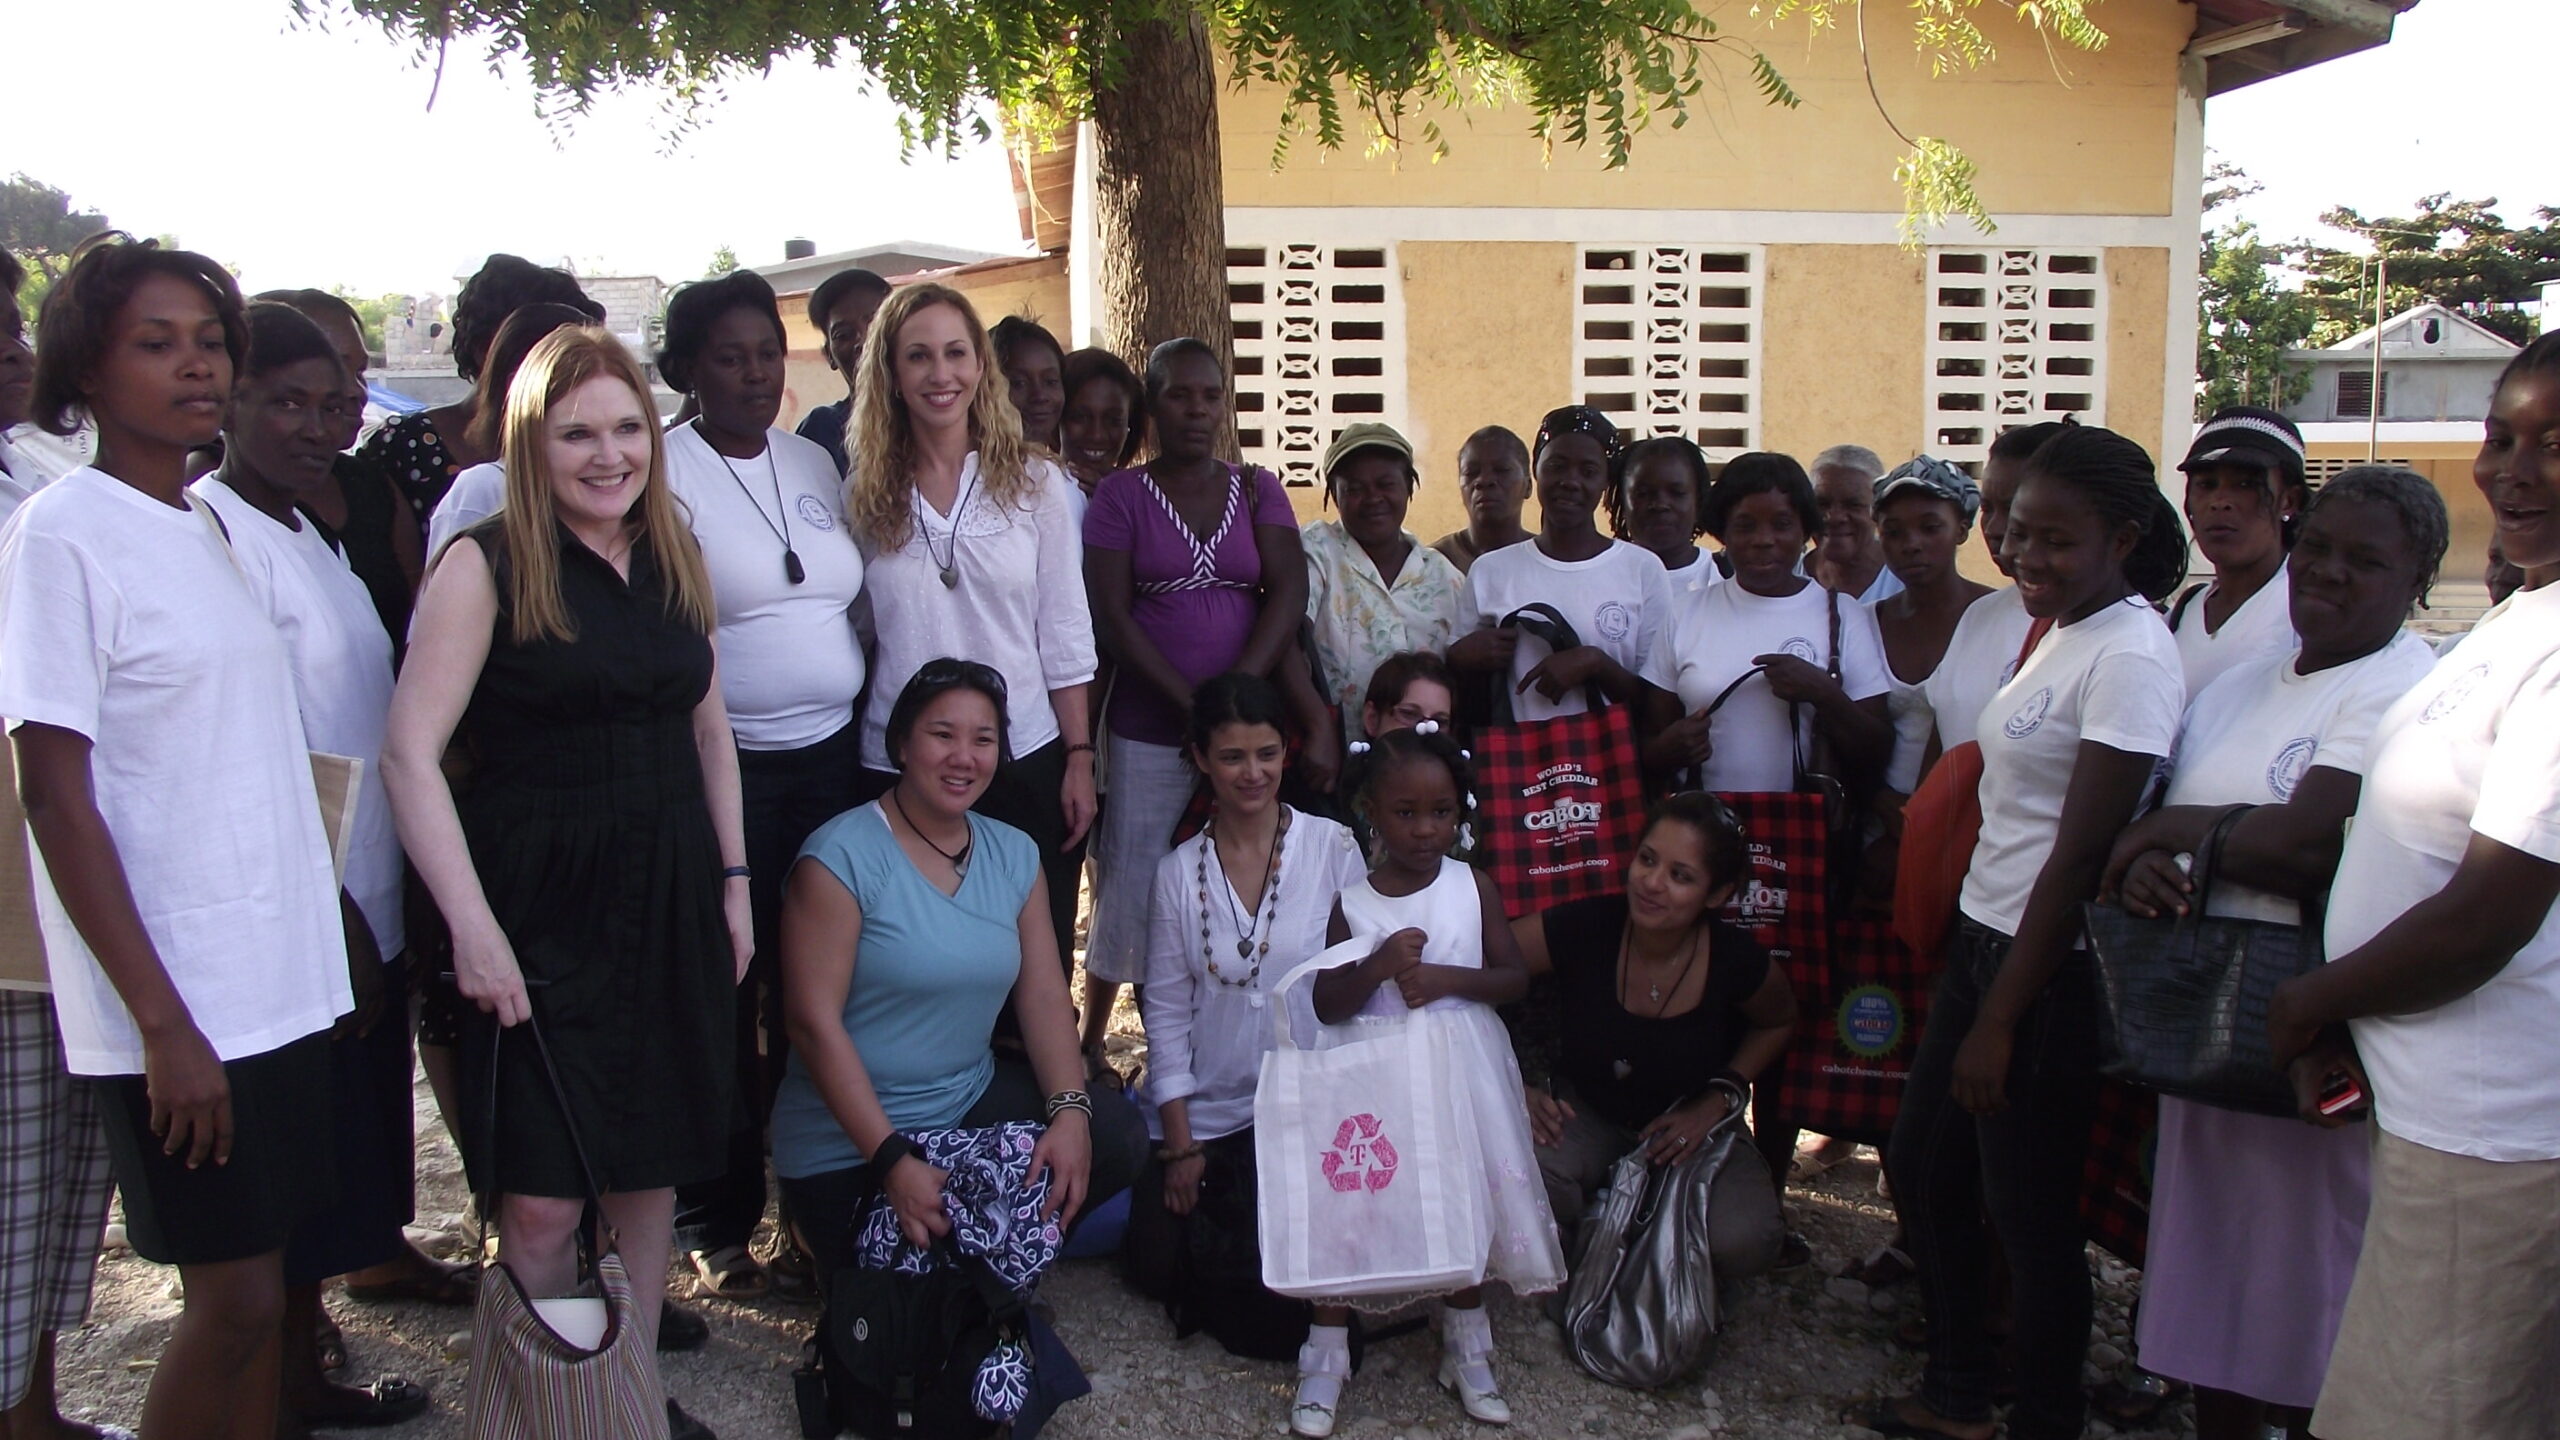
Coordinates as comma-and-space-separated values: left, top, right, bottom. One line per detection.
1560, 1082, 1751, 1390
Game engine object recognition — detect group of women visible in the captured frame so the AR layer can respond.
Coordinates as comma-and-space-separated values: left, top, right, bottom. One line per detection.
0, 225, 2553, 1440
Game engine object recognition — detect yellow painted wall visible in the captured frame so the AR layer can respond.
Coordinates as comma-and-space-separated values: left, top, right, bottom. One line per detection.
1219, 5, 2193, 217
2307, 440, 2491, 582
1760, 244, 1927, 462
2104, 247, 2170, 469
1293, 240, 1579, 538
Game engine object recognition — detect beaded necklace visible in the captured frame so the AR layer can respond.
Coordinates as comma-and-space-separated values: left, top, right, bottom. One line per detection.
1199, 805, 1291, 989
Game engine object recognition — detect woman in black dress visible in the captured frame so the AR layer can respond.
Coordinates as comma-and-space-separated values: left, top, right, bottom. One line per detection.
383, 325, 749, 1440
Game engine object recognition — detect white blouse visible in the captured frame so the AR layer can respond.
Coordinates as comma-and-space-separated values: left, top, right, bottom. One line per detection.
1138, 809, 1369, 1142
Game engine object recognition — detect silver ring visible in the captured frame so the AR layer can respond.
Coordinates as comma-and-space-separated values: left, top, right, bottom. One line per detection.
1675, 1135, 1690, 1146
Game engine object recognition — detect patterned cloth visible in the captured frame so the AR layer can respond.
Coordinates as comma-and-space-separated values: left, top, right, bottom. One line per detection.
0, 993, 112, 1409
1300, 520, 1468, 732
850, 1121, 1064, 1422
354, 410, 462, 515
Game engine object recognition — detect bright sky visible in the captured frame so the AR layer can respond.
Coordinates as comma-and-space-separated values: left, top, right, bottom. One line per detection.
10, 0, 2546, 299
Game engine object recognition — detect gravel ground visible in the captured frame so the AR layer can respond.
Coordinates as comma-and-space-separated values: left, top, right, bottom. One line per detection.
56, 1065, 2198, 1440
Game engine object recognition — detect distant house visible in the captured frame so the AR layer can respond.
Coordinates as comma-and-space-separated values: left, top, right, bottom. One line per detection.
2282, 302, 2522, 585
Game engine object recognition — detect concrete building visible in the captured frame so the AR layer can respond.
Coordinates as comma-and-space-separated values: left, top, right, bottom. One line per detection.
2283, 302, 2522, 589
767, 0, 2417, 550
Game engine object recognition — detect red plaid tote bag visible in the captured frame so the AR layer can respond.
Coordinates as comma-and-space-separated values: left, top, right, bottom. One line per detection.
1771, 915, 1934, 1147
1474, 605, 1648, 919
2079, 1079, 2157, 1268
1710, 789, 1835, 1123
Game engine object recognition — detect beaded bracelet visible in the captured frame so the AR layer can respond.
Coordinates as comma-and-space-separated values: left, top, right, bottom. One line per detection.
1156, 1143, 1205, 1164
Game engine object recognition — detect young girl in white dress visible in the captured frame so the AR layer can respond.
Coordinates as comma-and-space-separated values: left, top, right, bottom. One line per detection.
1294, 724, 1565, 1437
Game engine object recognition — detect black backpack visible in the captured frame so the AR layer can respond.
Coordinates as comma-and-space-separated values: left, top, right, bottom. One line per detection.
1166, 1139, 1319, 1363
795, 1242, 1022, 1440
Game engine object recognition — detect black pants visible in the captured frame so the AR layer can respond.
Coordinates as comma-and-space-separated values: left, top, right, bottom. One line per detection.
857, 737, 1083, 978
675, 723, 864, 1254
1884, 920, 2101, 1440
778, 1055, 1147, 1283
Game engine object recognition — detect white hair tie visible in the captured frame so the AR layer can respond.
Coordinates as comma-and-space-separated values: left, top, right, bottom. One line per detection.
1413, 720, 1441, 736
1346, 739, 1372, 756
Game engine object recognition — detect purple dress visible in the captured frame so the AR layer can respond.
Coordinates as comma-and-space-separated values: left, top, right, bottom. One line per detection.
1081, 463, 1297, 746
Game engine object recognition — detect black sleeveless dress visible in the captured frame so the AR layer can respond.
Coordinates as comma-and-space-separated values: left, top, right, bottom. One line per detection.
454, 519, 733, 1197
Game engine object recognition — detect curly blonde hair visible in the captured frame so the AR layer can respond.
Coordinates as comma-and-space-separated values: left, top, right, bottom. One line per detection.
846, 283, 1036, 553
495, 327, 715, 645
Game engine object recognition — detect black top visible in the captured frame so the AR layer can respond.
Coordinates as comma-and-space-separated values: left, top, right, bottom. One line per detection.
795, 399, 852, 479
1542, 893, 1772, 1132
357, 410, 462, 515
303, 454, 416, 664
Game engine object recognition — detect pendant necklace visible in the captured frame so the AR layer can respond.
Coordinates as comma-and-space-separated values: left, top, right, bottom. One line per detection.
888, 790, 971, 880
696, 420, 803, 585
1612, 924, 1703, 1082
1200, 806, 1289, 989
920, 463, 982, 590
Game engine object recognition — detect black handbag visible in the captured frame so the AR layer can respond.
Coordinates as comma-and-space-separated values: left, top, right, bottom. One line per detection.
1169, 1134, 1317, 1362
2082, 805, 2320, 1117
796, 1193, 1022, 1440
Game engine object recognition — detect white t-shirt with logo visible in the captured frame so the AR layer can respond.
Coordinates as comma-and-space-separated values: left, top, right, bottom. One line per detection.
665, 423, 867, 750
0, 469, 350, 1074
2170, 562, 2297, 697
1961, 597, 2184, 936
194, 479, 406, 962
1655, 577, 1890, 793
2327, 583, 2560, 1162
2160, 632, 2438, 925
1920, 588, 2038, 766
1465, 538, 1675, 723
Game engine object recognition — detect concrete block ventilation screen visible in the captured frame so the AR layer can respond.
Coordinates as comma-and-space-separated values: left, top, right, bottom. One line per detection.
1926, 248, 2108, 471
1572, 245, 1764, 460
1227, 242, 1409, 488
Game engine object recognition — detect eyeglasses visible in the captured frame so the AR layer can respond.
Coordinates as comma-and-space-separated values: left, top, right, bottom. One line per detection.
1386, 700, 1452, 730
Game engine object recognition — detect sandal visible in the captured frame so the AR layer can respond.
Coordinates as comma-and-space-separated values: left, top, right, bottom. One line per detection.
1842, 1243, 1917, 1288
1773, 1231, 1814, 1271
688, 1243, 770, 1300
765, 1234, 820, 1303
342, 1259, 478, 1307
2090, 1369, 2180, 1425
299, 1375, 432, 1429
315, 1312, 348, 1375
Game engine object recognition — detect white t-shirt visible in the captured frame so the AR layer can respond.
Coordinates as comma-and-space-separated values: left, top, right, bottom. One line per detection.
1656, 577, 1890, 793
1961, 597, 2184, 936
194, 479, 406, 961
1465, 538, 1675, 722
2161, 632, 2438, 926
665, 423, 866, 750
1662, 550, 1723, 591
427, 461, 504, 562
0, 469, 350, 1073
858, 455, 1096, 770
1921, 587, 2037, 765
2328, 584, 2560, 1162
1857, 565, 1906, 605
2170, 562, 2296, 697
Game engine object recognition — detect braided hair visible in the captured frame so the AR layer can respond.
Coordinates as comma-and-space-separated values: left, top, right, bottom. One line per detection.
2020, 424, 2192, 604
1342, 722, 1479, 855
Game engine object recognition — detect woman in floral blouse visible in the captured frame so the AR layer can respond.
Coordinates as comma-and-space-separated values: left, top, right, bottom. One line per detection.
1301, 422, 1468, 738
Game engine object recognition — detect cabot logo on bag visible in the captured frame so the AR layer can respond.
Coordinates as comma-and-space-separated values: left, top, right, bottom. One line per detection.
1520, 763, 1605, 847
1835, 984, 1905, 1059
1320, 1114, 1399, 1193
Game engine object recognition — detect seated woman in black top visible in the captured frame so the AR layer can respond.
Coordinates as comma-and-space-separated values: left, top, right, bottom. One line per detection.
1511, 794, 1797, 1265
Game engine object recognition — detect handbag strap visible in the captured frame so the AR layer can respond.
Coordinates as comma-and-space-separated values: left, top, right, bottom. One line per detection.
1263, 938, 1391, 1051
476, 1008, 612, 1253
2183, 803, 2257, 923
1489, 602, 1604, 721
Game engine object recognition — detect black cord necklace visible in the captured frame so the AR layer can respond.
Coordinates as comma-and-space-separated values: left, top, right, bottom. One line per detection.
695, 419, 803, 585
887, 790, 971, 879
920, 463, 982, 590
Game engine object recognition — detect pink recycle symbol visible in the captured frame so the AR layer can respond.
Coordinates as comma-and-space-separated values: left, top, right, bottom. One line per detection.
1321, 1113, 1399, 1193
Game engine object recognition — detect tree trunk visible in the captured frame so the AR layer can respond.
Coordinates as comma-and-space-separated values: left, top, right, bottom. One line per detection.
1088, 13, 1232, 379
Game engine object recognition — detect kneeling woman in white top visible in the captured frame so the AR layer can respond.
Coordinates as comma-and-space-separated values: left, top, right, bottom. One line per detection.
1123, 674, 1367, 1324
2099, 468, 2444, 1440
1873, 424, 2189, 1440
0, 240, 352, 1440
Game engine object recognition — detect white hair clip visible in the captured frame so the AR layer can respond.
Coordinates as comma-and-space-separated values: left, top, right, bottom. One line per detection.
1459, 748, 1471, 761
1458, 823, 1477, 851
1464, 792, 1476, 810
1413, 720, 1441, 736
1346, 740, 1372, 756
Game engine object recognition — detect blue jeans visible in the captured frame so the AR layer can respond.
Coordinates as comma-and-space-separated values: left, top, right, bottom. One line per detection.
1884, 920, 2101, 1440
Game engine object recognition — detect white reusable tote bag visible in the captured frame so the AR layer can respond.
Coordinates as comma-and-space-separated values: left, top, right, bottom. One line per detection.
1255, 941, 1491, 1300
